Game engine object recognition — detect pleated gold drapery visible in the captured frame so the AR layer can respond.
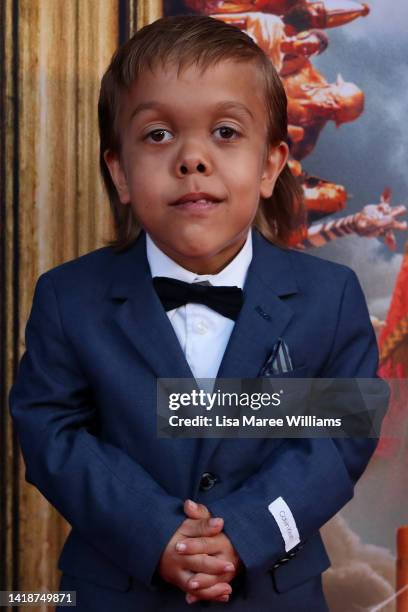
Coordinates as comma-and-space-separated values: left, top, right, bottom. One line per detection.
0, 0, 169, 604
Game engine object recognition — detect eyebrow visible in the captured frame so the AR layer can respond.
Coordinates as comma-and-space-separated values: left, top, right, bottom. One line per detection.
129, 100, 254, 122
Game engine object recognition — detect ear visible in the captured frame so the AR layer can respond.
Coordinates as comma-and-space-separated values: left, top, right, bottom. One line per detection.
260, 141, 289, 199
103, 149, 131, 204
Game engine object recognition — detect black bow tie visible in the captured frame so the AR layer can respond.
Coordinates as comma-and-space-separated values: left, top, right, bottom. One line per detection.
152, 276, 244, 321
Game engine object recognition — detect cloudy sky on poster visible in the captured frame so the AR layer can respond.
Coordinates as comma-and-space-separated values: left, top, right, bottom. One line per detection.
307, 0, 408, 318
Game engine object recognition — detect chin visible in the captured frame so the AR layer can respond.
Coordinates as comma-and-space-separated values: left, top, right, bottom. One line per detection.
176, 244, 218, 260
170, 235, 220, 257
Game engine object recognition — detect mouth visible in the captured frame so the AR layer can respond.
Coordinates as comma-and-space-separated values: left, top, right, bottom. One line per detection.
170, 192, 223, 212
171, 199, 222, 211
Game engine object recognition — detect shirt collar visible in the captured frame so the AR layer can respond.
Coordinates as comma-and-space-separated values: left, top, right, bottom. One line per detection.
146, 228, 253, 289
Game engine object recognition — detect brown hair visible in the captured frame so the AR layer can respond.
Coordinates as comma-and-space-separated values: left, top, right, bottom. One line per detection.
98, 14, 305, 252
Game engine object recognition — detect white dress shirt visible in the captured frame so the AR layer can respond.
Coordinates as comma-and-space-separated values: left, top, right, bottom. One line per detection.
146, 230, 253, 381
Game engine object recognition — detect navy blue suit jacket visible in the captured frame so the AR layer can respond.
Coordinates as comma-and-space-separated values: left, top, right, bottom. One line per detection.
9, 228, 389, 611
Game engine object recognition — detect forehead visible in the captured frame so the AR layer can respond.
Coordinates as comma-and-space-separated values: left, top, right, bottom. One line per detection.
119, 59, 267, 126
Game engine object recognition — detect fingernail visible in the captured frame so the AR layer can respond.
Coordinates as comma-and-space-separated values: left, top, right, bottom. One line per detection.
209, 518, 222, 527
186, 594, 197, 604
220, 595, 229, 601
224, 563, 235, 571
190, 580, 199, 589
176, 542, 187, 551
187, 499, 197, 509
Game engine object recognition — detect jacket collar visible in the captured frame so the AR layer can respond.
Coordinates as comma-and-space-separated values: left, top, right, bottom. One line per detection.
108, 227, 299, 381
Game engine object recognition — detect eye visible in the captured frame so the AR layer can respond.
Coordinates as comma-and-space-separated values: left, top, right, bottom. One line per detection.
214, 125, 241, 140
144, 129, 172, 143
143, 125, 241, 143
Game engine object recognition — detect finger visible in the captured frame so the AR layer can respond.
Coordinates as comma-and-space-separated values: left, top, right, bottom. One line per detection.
182, 553, 233, 575
187, 594, 230, 604
215, 594, 231, 603
185, 582, 232, 603
187, 570, 235, 592
183, 499, 211, 519
169, 568, 194, 592
187, 592, 230, 604
176, 535, 223, 556
180, 517, 224, 538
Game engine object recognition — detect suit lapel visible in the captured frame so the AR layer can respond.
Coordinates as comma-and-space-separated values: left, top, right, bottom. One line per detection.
217, 228, 299, 379
108, 228, 298, 381
108, 230, 195, 380
194, 229, 300, 483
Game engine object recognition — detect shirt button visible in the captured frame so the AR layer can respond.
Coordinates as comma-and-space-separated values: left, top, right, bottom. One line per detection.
196, 321, 208, 335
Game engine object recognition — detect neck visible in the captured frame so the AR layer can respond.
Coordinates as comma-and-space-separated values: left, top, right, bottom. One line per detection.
151, 233, 249, 275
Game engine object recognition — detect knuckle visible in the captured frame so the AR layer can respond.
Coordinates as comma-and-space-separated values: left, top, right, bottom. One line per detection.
201, 505, 211, 517
205, 576, 218, 588
194, 588, 214, 600
181, 578, 189, 592
185, 540, 195, 554
189, 575, 213, 591
181, 575, 192, 592
202, 555, 213, 573
215, 560, 226, 574
199, 536, 207, 550
197, 553, 207, 570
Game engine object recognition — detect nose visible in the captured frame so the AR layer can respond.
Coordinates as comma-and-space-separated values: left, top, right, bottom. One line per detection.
178, 159, 208, 176
175, 134, 212, 177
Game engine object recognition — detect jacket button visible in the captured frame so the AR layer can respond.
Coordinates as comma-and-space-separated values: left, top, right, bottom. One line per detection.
199, 472, 218, 491
273, 556, 290, 570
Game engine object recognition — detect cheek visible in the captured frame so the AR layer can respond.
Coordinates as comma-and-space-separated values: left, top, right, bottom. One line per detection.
224, 158, 263, 197
127, 168, 161, 202
233, 157, 265, 213
123, 147, 164, 188
127, 182, 159, 221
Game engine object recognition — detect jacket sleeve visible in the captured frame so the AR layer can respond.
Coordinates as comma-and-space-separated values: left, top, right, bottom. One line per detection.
207, 269, 390, 574
8, 273, 185, 588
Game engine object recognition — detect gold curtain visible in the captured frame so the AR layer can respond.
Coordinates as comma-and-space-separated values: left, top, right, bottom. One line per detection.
2, 0, 122, 602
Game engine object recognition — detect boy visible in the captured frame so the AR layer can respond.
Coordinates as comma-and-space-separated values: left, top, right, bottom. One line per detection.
9, 14, 389, 611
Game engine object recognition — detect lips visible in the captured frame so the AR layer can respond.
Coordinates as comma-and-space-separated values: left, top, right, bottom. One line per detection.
170, 192, 222, 206
172, 199, 221, 212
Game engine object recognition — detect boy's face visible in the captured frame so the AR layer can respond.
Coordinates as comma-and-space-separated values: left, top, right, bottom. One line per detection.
105, 59, 288, 274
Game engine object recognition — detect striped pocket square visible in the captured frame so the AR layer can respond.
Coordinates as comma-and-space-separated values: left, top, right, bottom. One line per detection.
260, 338, 294, 376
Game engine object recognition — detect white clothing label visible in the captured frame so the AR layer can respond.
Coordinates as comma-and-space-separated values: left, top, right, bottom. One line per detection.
268, 496, 300, 552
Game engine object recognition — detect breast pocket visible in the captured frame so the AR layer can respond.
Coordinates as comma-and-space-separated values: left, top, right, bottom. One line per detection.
266, 364, 310, 378
260, 365, 312, 410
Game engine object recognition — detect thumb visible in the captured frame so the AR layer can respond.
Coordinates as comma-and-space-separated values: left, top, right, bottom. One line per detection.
184, 499, 211, 519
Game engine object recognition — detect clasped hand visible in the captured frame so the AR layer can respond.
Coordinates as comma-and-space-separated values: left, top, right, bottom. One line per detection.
158, 499, 243, 604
